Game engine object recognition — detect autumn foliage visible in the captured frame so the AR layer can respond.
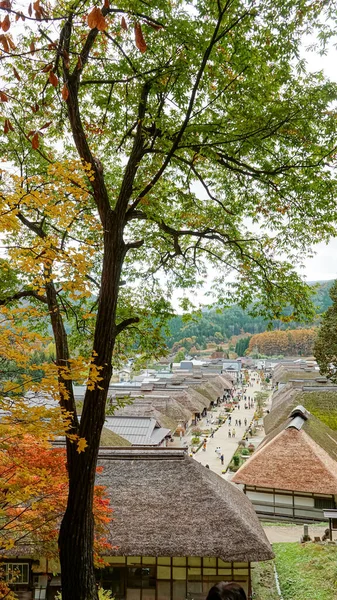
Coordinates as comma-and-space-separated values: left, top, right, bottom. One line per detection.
0, 404, 112, 561
247, 328, 317, 357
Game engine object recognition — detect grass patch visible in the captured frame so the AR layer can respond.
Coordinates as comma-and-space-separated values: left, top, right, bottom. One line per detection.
274, 542, 337, 599
251, 560, 279, 600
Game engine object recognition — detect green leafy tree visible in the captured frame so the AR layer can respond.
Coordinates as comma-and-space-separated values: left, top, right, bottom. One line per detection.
235, 336, 251, 356
174, 350, 186, 363
315, 280, 337, 381
1, 1, 337, 599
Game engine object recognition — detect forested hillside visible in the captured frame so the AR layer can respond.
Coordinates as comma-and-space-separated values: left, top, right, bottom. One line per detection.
165, 281, 333, 350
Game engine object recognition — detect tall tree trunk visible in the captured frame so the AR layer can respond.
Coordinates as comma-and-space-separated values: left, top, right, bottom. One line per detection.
58, 221, 125, 600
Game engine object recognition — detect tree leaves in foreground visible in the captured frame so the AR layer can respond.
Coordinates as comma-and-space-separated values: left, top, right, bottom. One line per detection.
1, 0, 337, 597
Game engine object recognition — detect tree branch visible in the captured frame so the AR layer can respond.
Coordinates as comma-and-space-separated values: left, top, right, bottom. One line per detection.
0, 290, 48, 305
114, 317, 140, 336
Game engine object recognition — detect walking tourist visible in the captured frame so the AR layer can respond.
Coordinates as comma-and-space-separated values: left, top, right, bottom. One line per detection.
220, 454, 224, 465
244, 418, 247, 427
228, 429, 231, 438
232, 428, 236, 438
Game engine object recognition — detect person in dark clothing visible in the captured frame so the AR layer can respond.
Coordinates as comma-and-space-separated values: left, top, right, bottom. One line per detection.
220, 453, 224, 465
206, 581, 247, 600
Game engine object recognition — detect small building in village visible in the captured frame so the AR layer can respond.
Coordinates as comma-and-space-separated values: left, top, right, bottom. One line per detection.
232, 406, 337, 521
3, 448, 273, 600
221, 360, 242, 384
104, 416, 171, 446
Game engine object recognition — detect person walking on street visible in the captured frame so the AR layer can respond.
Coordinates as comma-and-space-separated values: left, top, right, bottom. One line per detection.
232, 428, 236, 438
238, 419, 241, 426
228, 429, 231, 438
235, 419, 238, 426
244, 418, 247, 427
220, 453, 224, 465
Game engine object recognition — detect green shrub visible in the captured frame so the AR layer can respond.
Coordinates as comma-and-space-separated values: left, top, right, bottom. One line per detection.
191, 436, 200, 445
233, 454, 240, 466
241, 448, 250, 456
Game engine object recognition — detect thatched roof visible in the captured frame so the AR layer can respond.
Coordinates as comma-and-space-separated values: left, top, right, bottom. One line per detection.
265, 385, 337, 434
97, 447, 273, 562
194, 377, 225, 404
218, 374, 234, 389
148, 395, 192, 423
272, 366, 318, 384
233, 408, 337, 494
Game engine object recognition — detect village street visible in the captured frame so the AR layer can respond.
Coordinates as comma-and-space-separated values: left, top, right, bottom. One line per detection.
194, 374, 263, 476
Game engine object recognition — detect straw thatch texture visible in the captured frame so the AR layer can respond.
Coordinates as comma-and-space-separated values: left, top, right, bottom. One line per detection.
232, 414, 337, 494
166, 390, 207, 414
97, 447, 273, 562
194, 377, 224, 404
272, 366, 317, 385
217, 374, 234, 389
148, 395, 192, 423
265, 387, 337, 434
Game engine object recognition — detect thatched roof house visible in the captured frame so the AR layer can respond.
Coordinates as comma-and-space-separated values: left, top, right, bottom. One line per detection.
233, 406, 337, 521
167, 389, 210, 416
265, 382, 337, 434
98, 447, 273, 562
4, 448, 273, 600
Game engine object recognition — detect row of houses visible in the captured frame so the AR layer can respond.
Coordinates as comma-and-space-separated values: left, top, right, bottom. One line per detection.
74, 373, 234, 442
232, 373, 337, 522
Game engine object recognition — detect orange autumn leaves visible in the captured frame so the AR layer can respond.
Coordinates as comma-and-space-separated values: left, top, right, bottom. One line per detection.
86, 5, 147, 52
87, 6, 108, 31
247, 328, 317, 357
0, 422, 112, 561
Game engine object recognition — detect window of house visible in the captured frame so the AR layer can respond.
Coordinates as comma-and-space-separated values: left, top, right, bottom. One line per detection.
314, 497, 335, 509
5, 563, 29, 584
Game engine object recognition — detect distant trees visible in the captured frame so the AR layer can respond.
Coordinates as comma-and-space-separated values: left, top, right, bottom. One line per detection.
235, 337, 251, 356
315, 280, 337, 382
165, 283, 332, 350
247, 329, 317, 357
